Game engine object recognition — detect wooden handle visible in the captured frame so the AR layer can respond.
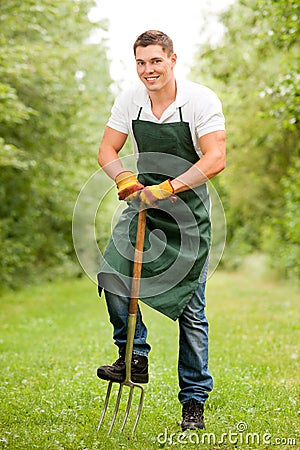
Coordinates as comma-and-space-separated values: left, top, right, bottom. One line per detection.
129, 206, 147, 315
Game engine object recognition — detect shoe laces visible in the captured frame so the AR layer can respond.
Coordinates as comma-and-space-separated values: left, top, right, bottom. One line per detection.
182, 399, 203, 421
112, 357, 125, 367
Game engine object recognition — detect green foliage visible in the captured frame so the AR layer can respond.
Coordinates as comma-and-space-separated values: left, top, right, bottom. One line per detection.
0, 0, 113, 287
262, 158, 300, 277
191, 0, 300, 278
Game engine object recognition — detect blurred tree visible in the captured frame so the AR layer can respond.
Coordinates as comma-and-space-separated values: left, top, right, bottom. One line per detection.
191, 0, 299, 278
0, 0, 112, 287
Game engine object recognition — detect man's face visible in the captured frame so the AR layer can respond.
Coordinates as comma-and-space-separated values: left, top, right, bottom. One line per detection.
135, 45, 177, 92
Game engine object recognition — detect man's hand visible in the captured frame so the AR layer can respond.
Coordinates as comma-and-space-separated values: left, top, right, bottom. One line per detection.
127, 179, 176, 206
115, 170, 144, 200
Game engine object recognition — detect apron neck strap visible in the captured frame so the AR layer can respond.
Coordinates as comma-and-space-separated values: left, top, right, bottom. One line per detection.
178, 107, 183, 122
136, 106, 183, 121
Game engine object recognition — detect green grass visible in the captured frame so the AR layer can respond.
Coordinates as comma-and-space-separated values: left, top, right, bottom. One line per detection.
0, 271, 299, 449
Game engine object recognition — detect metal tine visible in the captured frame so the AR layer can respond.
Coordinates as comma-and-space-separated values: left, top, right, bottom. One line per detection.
120, 384, 134, 432
108, 383, 123, 435
98, 381, 145, 435
97, 381, 113, 432
131, 384, 144, 434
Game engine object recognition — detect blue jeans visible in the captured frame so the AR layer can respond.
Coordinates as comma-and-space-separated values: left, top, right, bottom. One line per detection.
103, 278, 213, 404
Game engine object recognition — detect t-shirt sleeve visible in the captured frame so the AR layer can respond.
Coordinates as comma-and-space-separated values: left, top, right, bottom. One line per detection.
106, 93, 129, 135
195, 87, 225, 137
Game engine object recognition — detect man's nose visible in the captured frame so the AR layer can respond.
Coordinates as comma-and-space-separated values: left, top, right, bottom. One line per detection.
144, 63, 154, 73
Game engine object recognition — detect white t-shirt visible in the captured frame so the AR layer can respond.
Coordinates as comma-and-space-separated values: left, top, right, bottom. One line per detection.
107, 79, 225, 158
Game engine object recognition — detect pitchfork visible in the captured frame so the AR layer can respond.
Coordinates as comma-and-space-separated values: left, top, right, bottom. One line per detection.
97, 206, 147, 435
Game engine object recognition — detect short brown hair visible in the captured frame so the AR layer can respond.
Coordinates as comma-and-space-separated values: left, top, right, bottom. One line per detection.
133, 30, 174, 56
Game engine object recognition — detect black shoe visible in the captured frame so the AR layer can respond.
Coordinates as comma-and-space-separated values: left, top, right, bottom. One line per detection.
97, 355, 149, 383
181, 399, 205, 431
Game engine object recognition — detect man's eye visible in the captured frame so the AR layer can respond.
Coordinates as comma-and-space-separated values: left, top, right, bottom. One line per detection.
154, 60, 161, 64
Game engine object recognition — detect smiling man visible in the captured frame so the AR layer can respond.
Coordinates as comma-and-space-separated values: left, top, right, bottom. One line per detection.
135, 41, 177, 99
96, 30, 226, 431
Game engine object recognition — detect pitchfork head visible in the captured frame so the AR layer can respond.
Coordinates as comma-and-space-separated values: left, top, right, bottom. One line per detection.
97, 379, 144, 435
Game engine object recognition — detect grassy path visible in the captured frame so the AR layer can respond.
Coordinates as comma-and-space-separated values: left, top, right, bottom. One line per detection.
0, 272, 299, 449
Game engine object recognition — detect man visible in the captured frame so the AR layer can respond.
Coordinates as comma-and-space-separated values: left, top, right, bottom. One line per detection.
97, 30, 226, 431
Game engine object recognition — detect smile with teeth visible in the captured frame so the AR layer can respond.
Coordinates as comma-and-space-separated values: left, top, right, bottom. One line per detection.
145, 76, 159, 81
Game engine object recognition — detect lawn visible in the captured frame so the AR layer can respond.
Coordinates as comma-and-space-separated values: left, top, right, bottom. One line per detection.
0, 270, 299, 449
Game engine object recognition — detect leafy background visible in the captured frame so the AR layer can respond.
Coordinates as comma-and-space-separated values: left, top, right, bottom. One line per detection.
0, 0, 299, 289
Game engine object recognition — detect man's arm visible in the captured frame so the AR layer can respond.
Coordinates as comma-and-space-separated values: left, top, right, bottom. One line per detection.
171, 130, 226, 193
125, 129, 226, 207
98, 125, 144, 200
98, 126, 128, 179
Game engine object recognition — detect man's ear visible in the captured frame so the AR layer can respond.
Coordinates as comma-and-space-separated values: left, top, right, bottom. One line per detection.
171, 53, 177, 66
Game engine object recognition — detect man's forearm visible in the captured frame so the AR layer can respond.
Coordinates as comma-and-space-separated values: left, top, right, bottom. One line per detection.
97, 126, 128, 180
98, 145, 125, 180
172, 152, 226, 193
172, 131, 226, 193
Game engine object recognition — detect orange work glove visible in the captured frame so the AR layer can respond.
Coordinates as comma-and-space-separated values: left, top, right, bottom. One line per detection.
115, 170, 144, 200
127, 179, 176, 207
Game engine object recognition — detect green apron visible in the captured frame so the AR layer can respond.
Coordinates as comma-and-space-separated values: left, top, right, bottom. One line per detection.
98, 107, 211, 320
